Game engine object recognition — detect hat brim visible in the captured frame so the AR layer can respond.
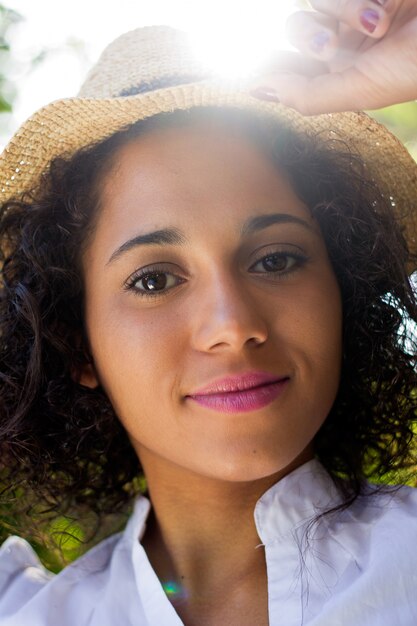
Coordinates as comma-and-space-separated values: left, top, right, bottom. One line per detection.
1, 81, 416, 259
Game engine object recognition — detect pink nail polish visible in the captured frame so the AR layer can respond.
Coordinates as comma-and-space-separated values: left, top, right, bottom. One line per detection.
360, 8, 379, 33
250, 87, 280, 103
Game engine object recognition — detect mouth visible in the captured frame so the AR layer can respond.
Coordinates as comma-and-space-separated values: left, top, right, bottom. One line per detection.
186, 372, 290, 414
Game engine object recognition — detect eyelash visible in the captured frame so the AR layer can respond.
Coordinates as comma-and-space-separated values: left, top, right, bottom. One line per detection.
124, 250, 308, 298
124, 264, 185, 298
250, 251, 307, 276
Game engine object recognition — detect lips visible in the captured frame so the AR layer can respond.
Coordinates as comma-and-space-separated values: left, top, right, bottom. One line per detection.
186, 371, 289, 414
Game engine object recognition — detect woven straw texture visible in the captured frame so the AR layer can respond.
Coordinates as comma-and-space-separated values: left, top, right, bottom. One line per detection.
1, 26, 416, 253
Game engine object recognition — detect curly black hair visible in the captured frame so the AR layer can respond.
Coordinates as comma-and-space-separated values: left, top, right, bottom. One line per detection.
0, 107, 416, 562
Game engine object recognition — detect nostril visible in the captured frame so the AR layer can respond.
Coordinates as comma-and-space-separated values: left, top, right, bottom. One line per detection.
247, 336, 265, 347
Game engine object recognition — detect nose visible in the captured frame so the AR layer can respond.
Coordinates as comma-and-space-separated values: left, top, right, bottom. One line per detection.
190, 271, 268, 353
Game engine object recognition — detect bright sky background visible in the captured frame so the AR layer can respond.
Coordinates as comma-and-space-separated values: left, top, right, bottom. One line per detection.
3, 0, 300, 145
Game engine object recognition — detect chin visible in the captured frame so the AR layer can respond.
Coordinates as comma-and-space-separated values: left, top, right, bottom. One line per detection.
202, 450, 307, 484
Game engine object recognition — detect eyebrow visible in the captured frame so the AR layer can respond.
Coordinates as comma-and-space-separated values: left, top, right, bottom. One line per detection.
240, 213, 314, 236
107, 228, 186, 265
107, 212, 314, 265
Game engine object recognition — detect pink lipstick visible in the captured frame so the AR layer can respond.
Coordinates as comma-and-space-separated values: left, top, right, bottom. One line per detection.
187, 372, 289, 414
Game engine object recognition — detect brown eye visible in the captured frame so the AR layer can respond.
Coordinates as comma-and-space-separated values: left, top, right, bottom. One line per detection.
126, 268, 184, 297
261, 254, 290, 272
140, 273, 169, 292
250, 252, 303, 275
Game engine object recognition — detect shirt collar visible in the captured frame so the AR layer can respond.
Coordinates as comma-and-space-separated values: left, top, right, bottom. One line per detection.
122, 458, 341, 549
254, 459, 341, 545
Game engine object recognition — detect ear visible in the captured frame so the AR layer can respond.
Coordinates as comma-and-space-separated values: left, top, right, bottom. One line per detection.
75, 360, 100, 389
70, 337, 100, 389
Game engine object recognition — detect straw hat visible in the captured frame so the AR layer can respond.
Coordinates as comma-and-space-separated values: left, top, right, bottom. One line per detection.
1, 25, 416, 254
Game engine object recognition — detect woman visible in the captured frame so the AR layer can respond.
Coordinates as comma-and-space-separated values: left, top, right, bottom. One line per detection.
0, 11, 416, 626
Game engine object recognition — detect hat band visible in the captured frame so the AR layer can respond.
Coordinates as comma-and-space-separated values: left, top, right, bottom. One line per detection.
117, 73, 208, 97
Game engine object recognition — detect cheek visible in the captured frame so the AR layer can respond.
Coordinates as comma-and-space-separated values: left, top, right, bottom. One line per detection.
84, 296, 184, 414
292, 270, 343, 403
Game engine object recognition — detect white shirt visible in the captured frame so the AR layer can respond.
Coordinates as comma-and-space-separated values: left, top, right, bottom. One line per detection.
1, 459, 417, 625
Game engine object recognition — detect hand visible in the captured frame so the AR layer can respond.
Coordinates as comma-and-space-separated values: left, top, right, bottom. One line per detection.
250, 0, 417, 114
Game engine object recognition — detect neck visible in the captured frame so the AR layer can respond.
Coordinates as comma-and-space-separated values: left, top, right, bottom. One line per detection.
139, 449, 312, 601
141, 471, 270, 622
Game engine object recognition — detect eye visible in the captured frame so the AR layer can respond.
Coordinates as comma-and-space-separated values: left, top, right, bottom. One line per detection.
249, 251, 306, 275
125, 265, 185, 297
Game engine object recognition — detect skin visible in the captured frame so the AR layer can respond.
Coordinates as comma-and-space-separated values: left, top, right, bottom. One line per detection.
250, 0, 417, 113
80, 118, 343, 625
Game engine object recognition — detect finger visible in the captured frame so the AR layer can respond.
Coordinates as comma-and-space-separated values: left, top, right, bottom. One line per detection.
250, 69, 392, 115
257, 50, 327, 78
249, 52, 327, 102
308, 0, 394, 38
286, 11, 340, 61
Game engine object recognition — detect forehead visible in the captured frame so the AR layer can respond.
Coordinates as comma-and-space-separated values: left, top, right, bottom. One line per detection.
104, 116, 276, 186
97, 116, 311, 227
81, 115, 323, 274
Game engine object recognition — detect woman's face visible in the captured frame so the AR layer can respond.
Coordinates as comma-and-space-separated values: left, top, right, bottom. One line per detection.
81, 117, 343, 483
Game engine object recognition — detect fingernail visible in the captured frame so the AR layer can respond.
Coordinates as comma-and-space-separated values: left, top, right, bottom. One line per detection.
250, 87, 280, 103
372, 0, 387, 5
360, 8, 380, 33
310, 31, 330, 54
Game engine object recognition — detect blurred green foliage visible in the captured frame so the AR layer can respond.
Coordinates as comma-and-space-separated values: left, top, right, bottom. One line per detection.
0, 3, 22, 113
370, 102, 417, 162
